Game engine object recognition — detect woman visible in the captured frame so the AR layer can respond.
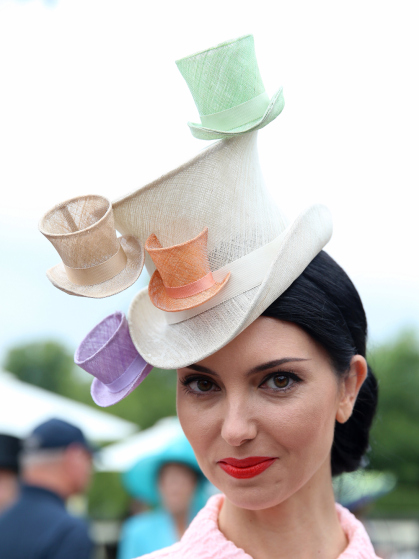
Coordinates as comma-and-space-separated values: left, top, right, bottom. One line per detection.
137, 251, 379, 558
118, 435, 209, 558
54, 35, 380, 558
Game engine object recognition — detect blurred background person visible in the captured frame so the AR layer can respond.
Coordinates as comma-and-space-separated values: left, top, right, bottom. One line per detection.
117, 435, 210, 559
0, 433, 21, 514
0, 418, 94, 559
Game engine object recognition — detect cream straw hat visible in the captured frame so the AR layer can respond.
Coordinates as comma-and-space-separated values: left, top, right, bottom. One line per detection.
39, 194, 144, 298
112, 131, 333, 369
176, 35, 285, 140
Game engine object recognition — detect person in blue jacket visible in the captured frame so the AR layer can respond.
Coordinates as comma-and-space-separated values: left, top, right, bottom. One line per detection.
0, 418, 94, 559
117, 435, 210, 559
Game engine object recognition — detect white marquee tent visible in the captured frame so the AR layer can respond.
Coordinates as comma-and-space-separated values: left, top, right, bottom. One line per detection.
0, 370, 138, 442
96, 416, 182, 471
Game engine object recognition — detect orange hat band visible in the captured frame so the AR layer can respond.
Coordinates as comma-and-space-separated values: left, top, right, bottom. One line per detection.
164, 271, 215, 299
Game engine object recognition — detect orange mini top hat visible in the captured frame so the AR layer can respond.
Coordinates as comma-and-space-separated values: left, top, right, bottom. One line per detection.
146, 227, 230, 312
39, 194, 144, 298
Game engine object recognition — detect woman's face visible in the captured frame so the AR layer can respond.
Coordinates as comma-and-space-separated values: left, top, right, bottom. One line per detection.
158, 462, 197, 515
177, 317, 349, 511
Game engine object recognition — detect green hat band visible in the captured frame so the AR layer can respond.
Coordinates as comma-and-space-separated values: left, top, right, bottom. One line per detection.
200, 91, 270, 131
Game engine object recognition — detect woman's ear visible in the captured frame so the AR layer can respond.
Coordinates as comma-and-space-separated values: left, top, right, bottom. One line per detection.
336, 355, 368, 424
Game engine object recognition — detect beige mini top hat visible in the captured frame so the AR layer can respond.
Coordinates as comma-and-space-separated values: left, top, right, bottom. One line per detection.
176, 34, 285, 140
39, 194, 144, 298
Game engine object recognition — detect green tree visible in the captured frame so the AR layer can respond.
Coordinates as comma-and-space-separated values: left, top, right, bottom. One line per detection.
368, 330, 419, 485
3, 340, 76, 395
3, 339, 177, 430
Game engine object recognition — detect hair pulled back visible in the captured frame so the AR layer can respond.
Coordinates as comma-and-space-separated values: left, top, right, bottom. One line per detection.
262, 251, 378, 476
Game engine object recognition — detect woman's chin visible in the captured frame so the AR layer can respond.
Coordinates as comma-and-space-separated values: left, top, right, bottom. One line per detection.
225, 490, 286, 511
216, 481, 292, 511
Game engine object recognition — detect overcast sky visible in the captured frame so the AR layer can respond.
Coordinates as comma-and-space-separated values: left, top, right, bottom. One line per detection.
0, 0, 418, 361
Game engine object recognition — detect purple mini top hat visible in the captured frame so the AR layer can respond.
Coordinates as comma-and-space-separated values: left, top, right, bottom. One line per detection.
75, 311, 153, 407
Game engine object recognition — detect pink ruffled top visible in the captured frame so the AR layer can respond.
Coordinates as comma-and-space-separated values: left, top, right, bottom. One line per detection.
139, 494, 380, 559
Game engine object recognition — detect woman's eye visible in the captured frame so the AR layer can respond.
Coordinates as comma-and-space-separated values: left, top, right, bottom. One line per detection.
195, 379, 214, 392
184, 377, 218, 394
263, 373, 296, 391
273, 375, 290, 388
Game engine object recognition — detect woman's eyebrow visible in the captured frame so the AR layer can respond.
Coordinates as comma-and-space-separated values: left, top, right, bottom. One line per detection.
184, 358, 309, 378
247, 358, 309, 376
185, 364, 220, 377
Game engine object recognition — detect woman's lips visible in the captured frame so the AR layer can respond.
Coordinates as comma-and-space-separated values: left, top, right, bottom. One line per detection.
217, 457, 277, 479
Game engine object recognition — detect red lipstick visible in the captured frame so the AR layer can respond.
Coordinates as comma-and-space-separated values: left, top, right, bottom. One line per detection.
217, 456, 276, 479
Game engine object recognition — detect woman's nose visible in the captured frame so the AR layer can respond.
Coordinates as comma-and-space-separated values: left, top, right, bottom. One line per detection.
221, 399, 257, 446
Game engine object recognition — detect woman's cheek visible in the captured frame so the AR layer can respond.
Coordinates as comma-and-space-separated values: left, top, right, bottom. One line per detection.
266, 392, 337, 455
177, 393, 216, 453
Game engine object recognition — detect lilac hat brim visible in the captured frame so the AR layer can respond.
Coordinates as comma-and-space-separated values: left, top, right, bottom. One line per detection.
91, 360, 153, 407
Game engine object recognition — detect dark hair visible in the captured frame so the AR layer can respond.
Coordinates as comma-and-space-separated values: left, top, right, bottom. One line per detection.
262, 251, 378, 476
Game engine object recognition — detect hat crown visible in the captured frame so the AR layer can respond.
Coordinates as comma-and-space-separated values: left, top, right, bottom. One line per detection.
146, 228, 211, 288
176, 35, 265, 117
114, 133, 288, 282
39, 195, 120, 268
25, 418, 90, 452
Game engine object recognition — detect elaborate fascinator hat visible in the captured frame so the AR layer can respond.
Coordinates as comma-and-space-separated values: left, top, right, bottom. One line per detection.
75, 312, 153, 406
176, 35, 285, 140
113, 131, 333, 369
40, 35, 333, 391
39, 195, 144, 298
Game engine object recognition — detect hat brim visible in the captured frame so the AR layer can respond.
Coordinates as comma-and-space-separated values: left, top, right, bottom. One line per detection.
90, 362, 153, 407
127, 204, 332, 369
148, 270, 231, 312
188, 87, 285, 141
46, 235, 144, 299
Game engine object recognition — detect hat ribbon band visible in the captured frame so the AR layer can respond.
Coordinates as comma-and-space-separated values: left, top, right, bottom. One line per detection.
164, 271, 215, 299
104, 354, 153, 393
163, 205, 333, 325
164, 230, 287, 324
64, 244, 127, 286
200, 92, 270, 131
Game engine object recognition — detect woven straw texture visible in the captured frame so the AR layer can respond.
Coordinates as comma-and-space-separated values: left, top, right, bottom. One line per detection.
41, 195, 117, 267
75, 312, 152, 406
114, 133, 284, 267
176, 35, 285, 140
76, 312, 138, 385
140, 494, 380, 559
176, 35, 265, 117
39, 195, 144, 298
112, 132, 332, 369
146, 228, 230, 312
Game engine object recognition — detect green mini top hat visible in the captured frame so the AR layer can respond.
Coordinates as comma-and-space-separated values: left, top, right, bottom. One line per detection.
176, 34, 285, 141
